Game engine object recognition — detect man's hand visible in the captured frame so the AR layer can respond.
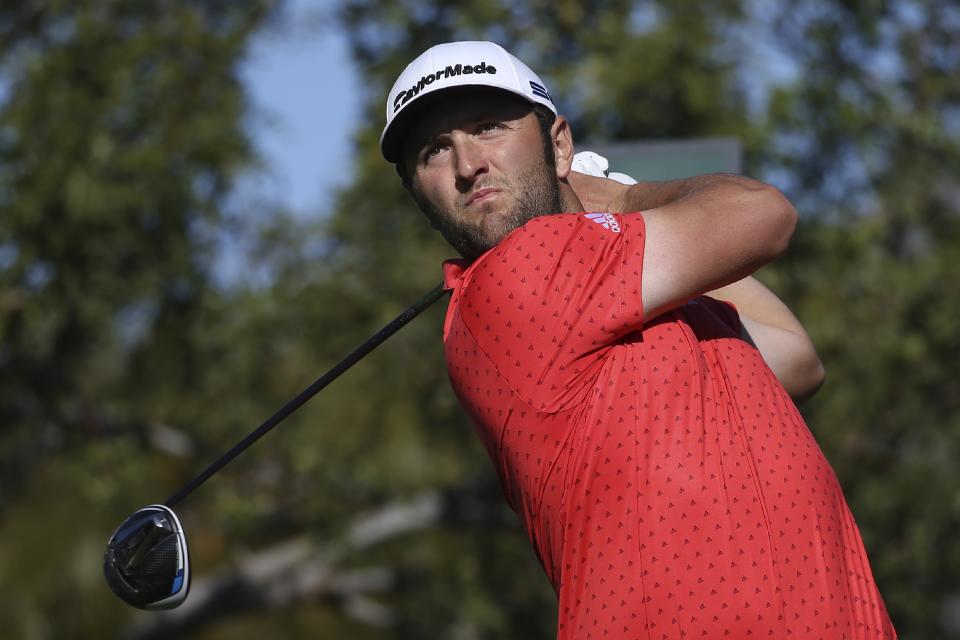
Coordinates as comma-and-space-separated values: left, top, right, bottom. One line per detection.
567, 170, 630, 212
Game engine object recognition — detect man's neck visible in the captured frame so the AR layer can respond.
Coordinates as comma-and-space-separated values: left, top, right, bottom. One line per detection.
559, 181, 586, 213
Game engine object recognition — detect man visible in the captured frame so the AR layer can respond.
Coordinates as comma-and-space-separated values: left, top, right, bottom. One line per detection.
381, 41, 895, 638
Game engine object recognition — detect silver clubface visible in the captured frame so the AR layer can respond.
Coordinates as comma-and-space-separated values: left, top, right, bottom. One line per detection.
103, 504, 190, 610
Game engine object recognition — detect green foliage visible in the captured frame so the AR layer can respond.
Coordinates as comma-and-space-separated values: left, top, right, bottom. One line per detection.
0, 0, 268, 494
0, 1, 277, 637
1, 0, 957, 638
758, 2, 960, 635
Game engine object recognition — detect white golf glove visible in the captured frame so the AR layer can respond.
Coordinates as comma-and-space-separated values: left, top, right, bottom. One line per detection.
571, 151, 638, 185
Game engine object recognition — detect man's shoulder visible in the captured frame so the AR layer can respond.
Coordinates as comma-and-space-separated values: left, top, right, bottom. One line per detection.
462, 214, 572, 285
512, 211, 631, 238
457, 212, 640, 293
501, 212, 583, 246
479, 212, 628, 265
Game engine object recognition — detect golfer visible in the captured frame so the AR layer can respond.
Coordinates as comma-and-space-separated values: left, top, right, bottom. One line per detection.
381, 41, 895, 639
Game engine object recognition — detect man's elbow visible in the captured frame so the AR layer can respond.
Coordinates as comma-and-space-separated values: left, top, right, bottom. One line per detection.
790, 354, 826, 404
754, 184, 798, 259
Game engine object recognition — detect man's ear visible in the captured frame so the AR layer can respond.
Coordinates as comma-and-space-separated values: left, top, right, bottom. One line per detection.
551, 115, 575, 180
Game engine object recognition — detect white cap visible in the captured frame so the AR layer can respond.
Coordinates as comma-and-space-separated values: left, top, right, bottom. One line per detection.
380, 41, 557, 163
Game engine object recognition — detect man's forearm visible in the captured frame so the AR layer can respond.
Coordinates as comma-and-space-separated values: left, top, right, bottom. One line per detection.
638, 177, 796, 321
707, 276, 825, 402
621, 173, 768, 212
568, 170, 777, 215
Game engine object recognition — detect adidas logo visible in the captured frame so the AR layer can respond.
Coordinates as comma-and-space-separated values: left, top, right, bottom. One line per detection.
584, 212, 621, 233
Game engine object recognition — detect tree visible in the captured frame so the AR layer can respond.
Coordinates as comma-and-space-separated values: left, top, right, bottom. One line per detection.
0, 1, 277, 637
759, 2, 960, 636
4, 0, 955, 637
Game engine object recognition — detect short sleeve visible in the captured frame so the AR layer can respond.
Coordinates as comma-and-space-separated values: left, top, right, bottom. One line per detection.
453, 212, 646, 412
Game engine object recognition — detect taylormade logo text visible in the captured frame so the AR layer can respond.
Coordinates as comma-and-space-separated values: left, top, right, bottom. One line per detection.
393, 62, 497, 112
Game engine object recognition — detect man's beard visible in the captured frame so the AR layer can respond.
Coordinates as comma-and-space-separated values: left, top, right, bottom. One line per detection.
417, 162, 564, 261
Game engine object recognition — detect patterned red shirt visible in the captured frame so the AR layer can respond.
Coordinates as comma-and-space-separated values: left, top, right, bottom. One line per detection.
442, 212, 895, 639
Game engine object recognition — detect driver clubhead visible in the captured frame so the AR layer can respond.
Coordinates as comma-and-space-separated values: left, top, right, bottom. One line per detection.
103, 504, 190, 610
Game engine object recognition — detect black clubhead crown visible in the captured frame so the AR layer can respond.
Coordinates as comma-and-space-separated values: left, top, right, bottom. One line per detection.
103, 505, 190, 610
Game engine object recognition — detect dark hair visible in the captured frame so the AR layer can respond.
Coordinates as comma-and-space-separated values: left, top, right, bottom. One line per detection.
531, 103, 558, 167
396, 101, 558, 186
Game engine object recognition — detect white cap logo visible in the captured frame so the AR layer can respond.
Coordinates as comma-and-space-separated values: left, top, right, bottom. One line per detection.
380, 41, 557, 163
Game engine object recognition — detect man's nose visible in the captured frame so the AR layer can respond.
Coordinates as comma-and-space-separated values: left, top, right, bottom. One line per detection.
453, 137, 487, 186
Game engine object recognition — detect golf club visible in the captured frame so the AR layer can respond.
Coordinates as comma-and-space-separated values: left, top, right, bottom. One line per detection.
104, 283, 448, 610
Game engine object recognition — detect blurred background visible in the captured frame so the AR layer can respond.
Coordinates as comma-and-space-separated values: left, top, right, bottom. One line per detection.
1, 0, 958, 638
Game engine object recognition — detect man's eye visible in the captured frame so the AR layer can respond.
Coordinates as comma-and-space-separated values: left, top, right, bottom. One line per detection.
424, 143, 447, 161
477, 122, 501, 134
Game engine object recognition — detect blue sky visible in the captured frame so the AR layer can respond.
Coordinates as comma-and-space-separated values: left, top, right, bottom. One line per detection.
241, 0, 360, 216
236, 1, 800, 217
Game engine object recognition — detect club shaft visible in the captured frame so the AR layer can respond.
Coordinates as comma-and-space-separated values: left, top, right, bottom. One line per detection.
164, 283, 449, 508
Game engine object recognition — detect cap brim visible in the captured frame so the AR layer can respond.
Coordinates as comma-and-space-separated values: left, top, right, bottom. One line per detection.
380, 86, 541, 165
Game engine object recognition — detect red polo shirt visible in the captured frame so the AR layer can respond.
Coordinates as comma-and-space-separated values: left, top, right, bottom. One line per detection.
442, 212, 895, 639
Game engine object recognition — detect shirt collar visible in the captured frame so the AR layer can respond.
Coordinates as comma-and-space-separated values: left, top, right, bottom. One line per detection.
442, 259, 471, 291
